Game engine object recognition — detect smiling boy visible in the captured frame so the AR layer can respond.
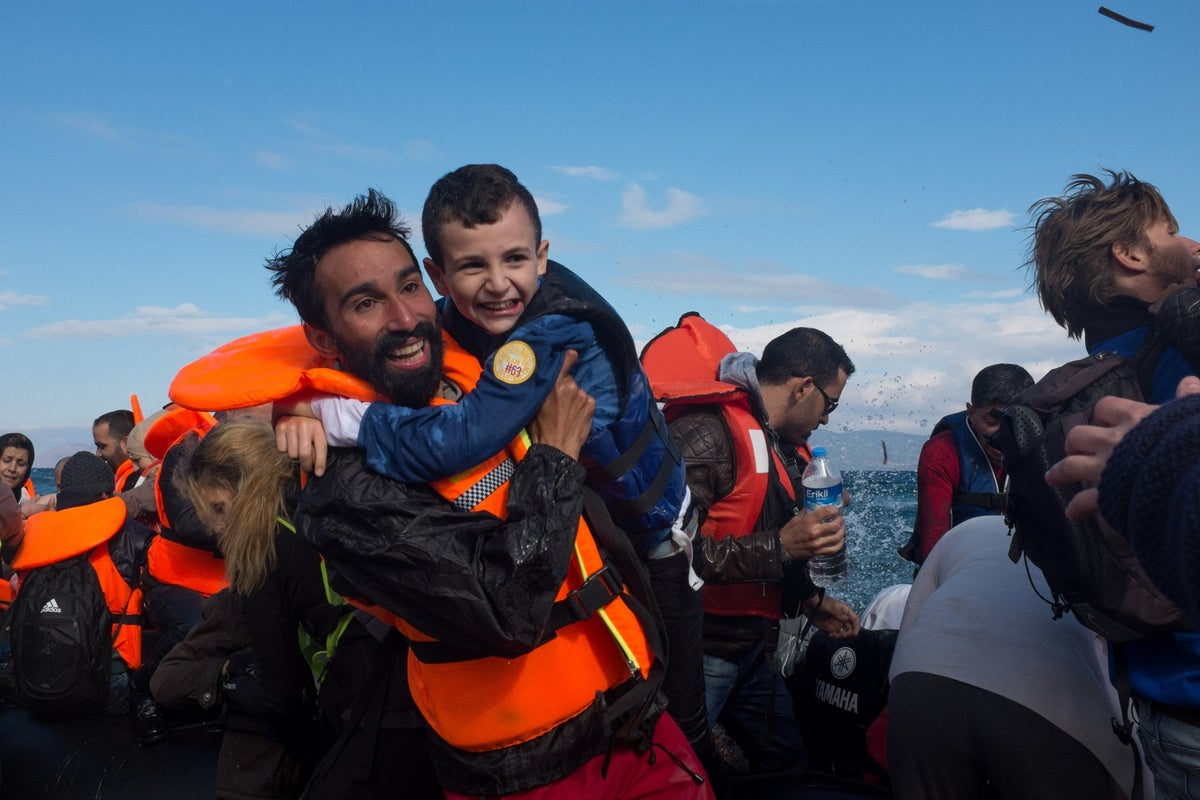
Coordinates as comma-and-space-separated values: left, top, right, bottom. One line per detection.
308, 164, 714, 767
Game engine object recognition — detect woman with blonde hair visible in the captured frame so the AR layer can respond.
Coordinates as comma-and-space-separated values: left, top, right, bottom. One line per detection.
181, 418, 297, 595
157, 417, 347, 799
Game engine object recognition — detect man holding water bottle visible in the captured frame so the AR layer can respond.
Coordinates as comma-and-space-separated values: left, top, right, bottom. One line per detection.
648, 317, 861, 780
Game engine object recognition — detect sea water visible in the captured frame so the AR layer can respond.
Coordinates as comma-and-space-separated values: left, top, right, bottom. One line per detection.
28, 468, 921, 614
840, 470, 918, 613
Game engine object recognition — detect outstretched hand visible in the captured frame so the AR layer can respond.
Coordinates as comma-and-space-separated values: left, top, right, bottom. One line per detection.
1045, 376, 1200, 519
802, 592, 861, 640
527, 350, 594, 459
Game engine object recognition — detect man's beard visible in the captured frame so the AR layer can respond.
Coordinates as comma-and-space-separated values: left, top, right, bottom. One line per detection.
335, 321, 444, 409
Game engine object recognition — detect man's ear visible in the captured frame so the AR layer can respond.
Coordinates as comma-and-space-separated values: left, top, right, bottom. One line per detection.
791, 375, 813, 403
303, 322, 340, 361
423, 257, 449, 296
1112, 239, 1148, 273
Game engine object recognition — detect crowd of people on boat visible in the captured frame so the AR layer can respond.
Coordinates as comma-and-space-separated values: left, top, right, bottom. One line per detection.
2, 165, 1200, 800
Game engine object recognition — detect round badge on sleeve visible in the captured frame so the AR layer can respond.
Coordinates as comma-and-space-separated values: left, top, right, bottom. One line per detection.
492, 341, 537, 385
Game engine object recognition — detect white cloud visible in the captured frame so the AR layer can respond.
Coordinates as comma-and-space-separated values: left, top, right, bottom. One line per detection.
709, 297, 1080, 435
49, 112, 126, 144
554, 165, 617, 181
26, 305, 290, 339
285, 118, 321, 137
620, 184, 707, 229
966, 287, 1026, 299
617, 253, 895, 307
933, 208, 1016, 231
402, 139, 441, 162
535, 196, 567, 216
128, 203, 304, 237
254, 151, 289, 171
896, 264, 971, 280
0, 291, 49, 310
281, 118, 396, 163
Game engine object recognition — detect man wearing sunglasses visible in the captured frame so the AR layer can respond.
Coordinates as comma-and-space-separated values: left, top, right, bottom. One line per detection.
644, 317, 860, 785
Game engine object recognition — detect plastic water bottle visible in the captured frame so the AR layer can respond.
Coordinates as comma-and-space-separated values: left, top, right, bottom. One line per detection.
802, 446, 847, 586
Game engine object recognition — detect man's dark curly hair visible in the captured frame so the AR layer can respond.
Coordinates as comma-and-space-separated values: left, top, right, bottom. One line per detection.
267, 188, 417, 330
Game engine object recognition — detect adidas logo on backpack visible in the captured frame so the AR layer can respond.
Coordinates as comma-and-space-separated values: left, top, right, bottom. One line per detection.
40, 598, 62, 615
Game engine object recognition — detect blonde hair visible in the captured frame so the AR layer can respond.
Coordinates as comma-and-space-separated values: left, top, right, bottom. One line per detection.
180, 418, 296, 594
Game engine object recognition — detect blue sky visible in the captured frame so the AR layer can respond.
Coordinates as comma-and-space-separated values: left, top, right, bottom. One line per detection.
4, 1, 1199, 463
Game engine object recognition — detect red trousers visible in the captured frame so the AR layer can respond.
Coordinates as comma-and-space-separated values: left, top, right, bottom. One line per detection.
444, 713, 714, 800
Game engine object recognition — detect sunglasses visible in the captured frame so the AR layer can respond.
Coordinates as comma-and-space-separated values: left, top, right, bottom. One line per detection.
812, 382, 840, 415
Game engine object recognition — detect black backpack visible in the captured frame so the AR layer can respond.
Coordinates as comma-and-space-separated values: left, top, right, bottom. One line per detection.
994, 341, 1192, 643
8, 554, 113, 715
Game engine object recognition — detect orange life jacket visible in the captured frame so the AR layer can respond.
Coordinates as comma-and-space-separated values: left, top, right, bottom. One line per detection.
22, 478, 36, 500
168, 324, 655, 750
114, 459, 137, 494
142, 413, 227, 597
169, 325, 382, 410
395, 345, 655, 753
13, 497, 144, 668
145, 535, 227, 598
143, 408, 217, 461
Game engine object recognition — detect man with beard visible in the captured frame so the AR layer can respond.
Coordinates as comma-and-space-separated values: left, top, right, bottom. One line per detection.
1027, 169, 1200, 800
267, 190, 711, 798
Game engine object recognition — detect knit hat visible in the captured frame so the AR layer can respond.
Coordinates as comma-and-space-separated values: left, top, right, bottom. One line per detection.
1098, 393, 1200, 624
59, 451, 116, 498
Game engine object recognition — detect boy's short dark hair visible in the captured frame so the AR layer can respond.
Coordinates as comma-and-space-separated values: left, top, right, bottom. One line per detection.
970, 363, 1034, 406
266, 188, 416, 330
422, 164, 542, 267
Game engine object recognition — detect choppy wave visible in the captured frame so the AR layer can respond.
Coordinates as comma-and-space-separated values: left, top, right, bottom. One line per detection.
842, 470, 917, 613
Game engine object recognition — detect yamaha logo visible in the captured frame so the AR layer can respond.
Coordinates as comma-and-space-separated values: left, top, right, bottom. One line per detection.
830, 646, 856, 679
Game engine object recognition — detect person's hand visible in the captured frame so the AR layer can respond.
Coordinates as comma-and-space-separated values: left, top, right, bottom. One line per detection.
527, 351, 594, 459
20, 492, 56, 518
802, 592, 861, 640
1045, 376, 1200, 519
780, 506, 845, 560
275, 415, 329, 476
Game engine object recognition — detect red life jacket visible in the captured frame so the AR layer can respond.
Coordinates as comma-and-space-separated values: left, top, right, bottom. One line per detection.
643, 312, 810, 619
